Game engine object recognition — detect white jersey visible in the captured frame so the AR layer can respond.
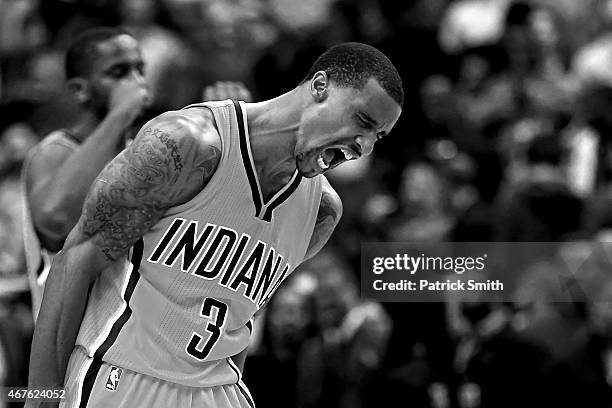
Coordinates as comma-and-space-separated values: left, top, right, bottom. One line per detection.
74, 100, 323, 389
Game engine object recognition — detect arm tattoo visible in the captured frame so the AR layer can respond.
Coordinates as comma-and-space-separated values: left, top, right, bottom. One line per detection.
82, 121, 220, 261
307, 190, 342, 257
151, 127, 183, 171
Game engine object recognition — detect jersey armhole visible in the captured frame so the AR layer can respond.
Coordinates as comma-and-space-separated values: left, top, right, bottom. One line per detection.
297, 175, 324, 264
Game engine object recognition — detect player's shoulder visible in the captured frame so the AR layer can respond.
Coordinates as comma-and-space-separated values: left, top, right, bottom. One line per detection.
24, 131, 78, 187
142, 108, 221, 153
103, 109, 223, 211
28, 130, 78, 160
319, 176, 343, 217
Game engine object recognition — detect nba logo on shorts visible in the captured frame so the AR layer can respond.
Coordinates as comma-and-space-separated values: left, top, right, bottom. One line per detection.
105, 366, 122, 391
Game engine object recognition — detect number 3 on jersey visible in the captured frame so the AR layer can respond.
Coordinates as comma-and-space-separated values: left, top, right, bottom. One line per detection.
186, 297, 228, 360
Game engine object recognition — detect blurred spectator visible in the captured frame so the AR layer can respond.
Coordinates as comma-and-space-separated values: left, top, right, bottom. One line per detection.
377, 301, 455, 408
453, 302, 550, 408
0, 124, 37, 279
383, 162, 455, 242
253, 0, 379, 100
452, 44, 516, 153
568, 29, 612, 196
584, 187, 612, 236
531, 0, 598, 54
420, 75, 468, 151
0, 0, 48, 63
439, 0, 510, 54
163, 0, 269, 105
245, 273, 316, 408
513, 241, 612, 407
590, 279, 612, 363
496, 132, 583, 241
0, 292, 33, 393
118, 0, 195, 111
500, 2, 571, 115
375, 0, 452, 188
296, 253, 392, 408
0, 165, 33, 408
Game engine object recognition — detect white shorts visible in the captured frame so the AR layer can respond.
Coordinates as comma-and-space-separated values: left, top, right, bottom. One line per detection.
61, 346, 255, 408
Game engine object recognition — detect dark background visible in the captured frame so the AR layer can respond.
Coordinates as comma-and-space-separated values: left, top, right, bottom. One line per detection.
2, 0, 612, 407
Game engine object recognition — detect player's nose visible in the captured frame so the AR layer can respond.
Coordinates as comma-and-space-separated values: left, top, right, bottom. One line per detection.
129, 69, 147, 87
355, 134, 376, 156
132, 70, 151, 100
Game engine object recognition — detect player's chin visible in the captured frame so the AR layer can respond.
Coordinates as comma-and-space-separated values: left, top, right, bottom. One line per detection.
297, 164, 322, 178
296, 154, 323, 178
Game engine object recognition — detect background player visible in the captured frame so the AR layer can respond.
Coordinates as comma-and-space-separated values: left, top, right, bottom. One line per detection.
27, 42, 403, 407
22, 27, 150, 320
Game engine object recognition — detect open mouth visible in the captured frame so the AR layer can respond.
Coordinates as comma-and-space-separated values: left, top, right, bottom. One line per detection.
316, 146, 361, 171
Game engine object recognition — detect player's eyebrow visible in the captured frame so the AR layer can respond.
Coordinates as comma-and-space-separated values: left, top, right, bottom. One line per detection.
359, 111, 380, 128
104, 61, 127, 72
359, 111, 386, 134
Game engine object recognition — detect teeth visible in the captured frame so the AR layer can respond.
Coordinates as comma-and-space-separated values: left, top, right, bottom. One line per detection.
340, 147, 357, 160
317, 155, 329, 170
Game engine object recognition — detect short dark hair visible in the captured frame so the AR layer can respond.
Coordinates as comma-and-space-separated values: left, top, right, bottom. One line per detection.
301, 42, 404, 107
65, 27, 131, 79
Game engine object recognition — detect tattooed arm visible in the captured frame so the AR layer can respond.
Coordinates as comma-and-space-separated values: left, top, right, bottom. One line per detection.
26, 109, 221, 406
303, 177, 343, 261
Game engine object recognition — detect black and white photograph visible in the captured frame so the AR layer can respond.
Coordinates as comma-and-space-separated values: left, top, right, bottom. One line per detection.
1, 0, 612, 407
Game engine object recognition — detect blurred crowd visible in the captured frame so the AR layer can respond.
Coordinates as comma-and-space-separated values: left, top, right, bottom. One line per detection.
2, 0, 612, 407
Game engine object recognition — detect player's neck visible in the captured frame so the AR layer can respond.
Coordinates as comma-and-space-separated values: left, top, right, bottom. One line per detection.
244, 88, 303, 139
243, 89, 305, 201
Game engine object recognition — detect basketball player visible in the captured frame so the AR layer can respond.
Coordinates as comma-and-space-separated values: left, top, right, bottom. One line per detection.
27, 42, 403, 408
22, 27, 150, 320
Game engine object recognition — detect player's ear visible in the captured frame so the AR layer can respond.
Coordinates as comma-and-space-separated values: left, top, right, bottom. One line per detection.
66, 78, 91, 105
310, 71, 328, 102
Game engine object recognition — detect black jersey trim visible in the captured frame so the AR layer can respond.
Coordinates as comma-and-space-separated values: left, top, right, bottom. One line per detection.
261, 172, 302, 222
36, 255, 46, 277
227, 356, 241, 381
233, 100, 263, 218
79, 238, 144, 408
232, 100, 303, 223
237, 382, 256, 408
227, 357, 255, 408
